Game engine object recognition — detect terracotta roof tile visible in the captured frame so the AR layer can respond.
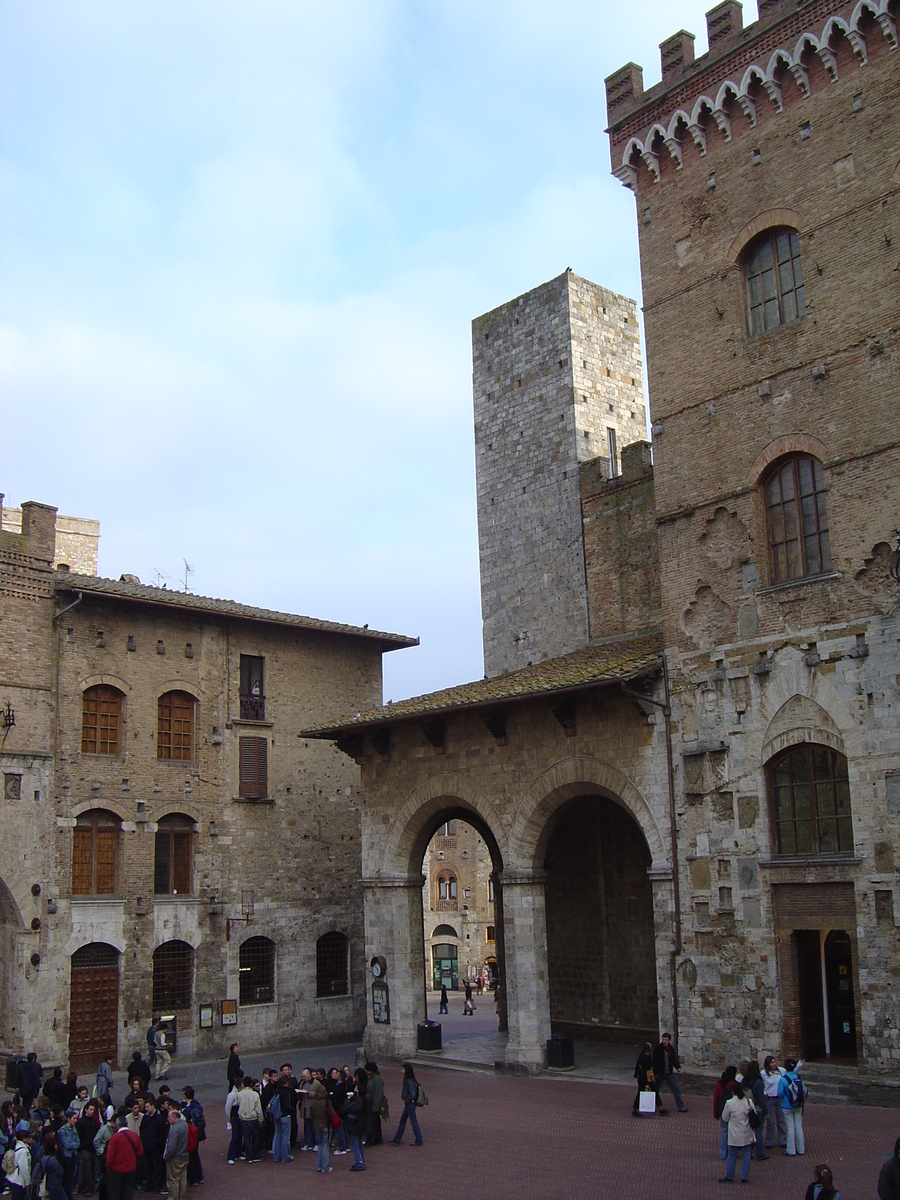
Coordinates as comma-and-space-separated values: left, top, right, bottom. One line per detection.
300, 630, 663, 736
54, 572, 417, 649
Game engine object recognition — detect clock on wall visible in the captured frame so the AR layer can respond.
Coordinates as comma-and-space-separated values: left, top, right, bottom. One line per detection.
370, 956, 387, 979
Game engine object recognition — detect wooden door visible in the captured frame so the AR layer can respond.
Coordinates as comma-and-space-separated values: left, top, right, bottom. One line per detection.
69, 944, 119, 1074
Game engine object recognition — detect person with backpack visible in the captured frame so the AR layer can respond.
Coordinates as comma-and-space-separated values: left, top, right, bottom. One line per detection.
4, 1122, 34, 1199
267, 1076, 293, 1164
719, 1081, 758, 1184
389, 1063, 424, 1147
805, 1162, 843, 1200
181, 1087, 205, 1185
777, 1057, 807, 1156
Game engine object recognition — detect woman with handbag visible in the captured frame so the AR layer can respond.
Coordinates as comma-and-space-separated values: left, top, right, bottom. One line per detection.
720, 1082, 758, 1184
389, 1064, 424, 1146
713, 1065, 738, 1160
632, 1043, 658, 1116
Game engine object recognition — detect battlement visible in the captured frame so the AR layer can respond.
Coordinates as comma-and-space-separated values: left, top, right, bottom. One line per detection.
606, 0, 897, 188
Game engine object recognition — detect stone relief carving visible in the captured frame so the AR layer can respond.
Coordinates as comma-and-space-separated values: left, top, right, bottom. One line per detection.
700, 506, 752, 569
681, 585, 734, 650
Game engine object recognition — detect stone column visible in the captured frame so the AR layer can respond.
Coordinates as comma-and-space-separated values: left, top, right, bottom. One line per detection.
648, 867, 677, 1039
362, 875, 426, 1061
500, 869, 551, 1072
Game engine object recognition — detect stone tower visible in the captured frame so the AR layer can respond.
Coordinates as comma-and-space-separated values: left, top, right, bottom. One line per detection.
472, 270, 646, 677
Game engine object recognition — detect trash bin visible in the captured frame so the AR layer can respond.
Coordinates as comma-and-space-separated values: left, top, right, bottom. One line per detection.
546, 1034, 575, 1069
417, 1020, 442, 1052
5, 1057, 22, 1092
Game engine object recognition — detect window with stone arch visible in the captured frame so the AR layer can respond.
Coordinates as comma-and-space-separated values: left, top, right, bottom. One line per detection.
72, 809, 122, 896
157, 691, 195, 761
763, 453, 831, 583
766, 743, 853, 857
81, 685, 123, 755
435, 871, 458, 910
743, 227, 806, 335
316, 931, 349, 997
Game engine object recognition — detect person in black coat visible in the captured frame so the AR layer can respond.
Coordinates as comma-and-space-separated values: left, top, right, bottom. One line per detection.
127, 1052, 152, 1091
139, 1096, 167, 1193
651, 1032, 688, 1113
632, 1042, 659, 1115
879, 1137, 900, 1200
227, 1045, 242, 1091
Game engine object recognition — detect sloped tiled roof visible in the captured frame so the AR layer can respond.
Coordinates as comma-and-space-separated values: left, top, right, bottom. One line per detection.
54, 572, 417, 649
300, 630, 663, 736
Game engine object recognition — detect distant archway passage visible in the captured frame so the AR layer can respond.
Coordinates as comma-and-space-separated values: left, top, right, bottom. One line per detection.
544, 795, 657, 1040
69, 943, 120, 1074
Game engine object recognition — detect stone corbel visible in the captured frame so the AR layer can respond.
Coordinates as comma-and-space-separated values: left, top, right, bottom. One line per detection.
663, 136, 684, 168
737, 94, 758, 125
815, 44, 839, 80
640, 148, 661, 181
846, 28, 868, 63
613, 162, 638, 189
688, 122, 708, 154
789, 62, 810, 95
711, 108, 732, 140
762, 79, 783, 110
875, 11, 897, 48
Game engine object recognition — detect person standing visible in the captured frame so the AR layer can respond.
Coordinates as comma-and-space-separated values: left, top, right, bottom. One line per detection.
224, 1077, 244, 1165
713, 1066, 738, 1159
277, 1064, 299, 1149
652, 1032, 688, 1113
742, 1060, 768, 1161
307, 1075, 332, 1173
5, 1125, 34, 1200
76, 1100, 100, 1196
269, 1075, 293, 1164
57, 1109, 81, 1198
103, 1113, 142, 1200
389, 1064, 423, 1146
439, 984, 449, 1015
236, 1077, 263, 1163
126, 1054, 150, 1094
878, 1137, 900, 1200
146, 1020, 159, 1075
181, 1087, 205, 1186
344, 1074, 366, 1172
153, 1027, 171, 1082
226, 1046, 242, 1092
138, 1096, 166, 1194
777, 1057, 807, 1156
761, 1054, 787, 1149
363, 1063, 384, 1146
719, 1081, 756, 1184
632, 1042, 658, 1116
163, 1109, 189, 1200
40, 1134, 66, 1200
95, 1056, 115, 1105
16, 1054, 43, 1116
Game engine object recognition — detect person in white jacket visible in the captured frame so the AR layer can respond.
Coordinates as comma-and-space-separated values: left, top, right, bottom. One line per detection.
6, 1129, 34, 1199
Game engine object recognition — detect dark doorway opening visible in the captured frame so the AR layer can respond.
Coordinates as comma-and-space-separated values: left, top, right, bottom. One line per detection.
794, 928, 858, 1063
795, 930, 826, 1059
544, 795, 657, 1041
824, 930, 857, 1059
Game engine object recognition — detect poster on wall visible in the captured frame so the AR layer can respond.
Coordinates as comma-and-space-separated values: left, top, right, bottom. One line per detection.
221, 999, 237, 1027
372, 981, 390, 1024
199, 1005, 213, 1029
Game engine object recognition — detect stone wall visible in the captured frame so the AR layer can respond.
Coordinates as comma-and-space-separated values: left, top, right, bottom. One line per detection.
1, 504, 99, 575
473, 271, 646, 676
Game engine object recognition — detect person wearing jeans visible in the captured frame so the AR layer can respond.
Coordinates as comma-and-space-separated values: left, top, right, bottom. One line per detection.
389, 1064, 424, 1146
236, 1079, 263, 1163
344, 1080, 366, 1172
720, 1084, 755, 1184
270, 1081, 293, 1164
652, 1033, 688, 1113
777, 1059, 806, 1156
761, 1055, 787, 1149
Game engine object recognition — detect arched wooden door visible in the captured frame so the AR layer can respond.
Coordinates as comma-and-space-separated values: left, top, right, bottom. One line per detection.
69, 943, 119, 1073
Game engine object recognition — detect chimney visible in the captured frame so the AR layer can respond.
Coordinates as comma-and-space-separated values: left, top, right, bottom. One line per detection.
21, 501, 58, 564
621, 441, 653, 483
660, 31, 695, 81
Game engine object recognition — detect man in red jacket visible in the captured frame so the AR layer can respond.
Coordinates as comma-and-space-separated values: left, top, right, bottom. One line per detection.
104, 1112, 143, 1200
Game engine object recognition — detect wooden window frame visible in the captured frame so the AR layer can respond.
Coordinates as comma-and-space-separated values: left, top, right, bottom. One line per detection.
152, 940, 194, 1010
239, 936, 275, 1005
744, 228, 807, 336
154, 815, 194, 895
157, 691, 195, 761
239, 736, 268, 799
764, 454, 831, 584
767, 744, 854, 858
81, 685, 122, 756
316, 931, 349, 997
72, 810, 121, 896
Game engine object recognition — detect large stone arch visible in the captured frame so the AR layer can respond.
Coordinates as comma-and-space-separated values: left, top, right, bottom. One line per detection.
371, 770, 508, 879
761, 693, 846, 763
510, 755, 669, 873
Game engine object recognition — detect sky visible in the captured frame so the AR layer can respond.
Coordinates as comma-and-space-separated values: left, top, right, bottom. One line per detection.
1, 0, 734, 703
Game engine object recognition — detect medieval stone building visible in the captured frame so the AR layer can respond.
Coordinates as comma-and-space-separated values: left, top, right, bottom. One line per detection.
305, 0, 899, 1079
0, 501, 413, 1068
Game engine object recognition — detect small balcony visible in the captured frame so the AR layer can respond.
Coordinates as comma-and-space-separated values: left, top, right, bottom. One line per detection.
240, 694, 266, 721
433, 898, 459, 912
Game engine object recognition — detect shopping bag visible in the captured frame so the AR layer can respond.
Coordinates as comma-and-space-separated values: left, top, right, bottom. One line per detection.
638, 1090, 657, 1114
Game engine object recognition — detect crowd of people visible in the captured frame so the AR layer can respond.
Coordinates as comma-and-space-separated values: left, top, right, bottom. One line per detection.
0, 1048, 205, 1200
222, 1044, 425, 1176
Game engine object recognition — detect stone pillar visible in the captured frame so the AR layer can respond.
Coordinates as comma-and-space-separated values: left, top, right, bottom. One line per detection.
649, 867, 678, 1039
362, 875, 426, 1061
500, 870, 551, 1072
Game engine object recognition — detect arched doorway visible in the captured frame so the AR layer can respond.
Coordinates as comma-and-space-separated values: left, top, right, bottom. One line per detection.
69, 943, 120, 1073
544, 794, 658, 1039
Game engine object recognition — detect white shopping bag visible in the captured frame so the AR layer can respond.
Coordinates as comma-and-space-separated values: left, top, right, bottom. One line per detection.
638, 1090, 657, 1114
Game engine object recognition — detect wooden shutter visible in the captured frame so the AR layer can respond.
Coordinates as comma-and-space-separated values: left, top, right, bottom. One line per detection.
95, 829, 118, 894
172, 832, 192, 894
72, 828, 93, 894
239, 736, 267, 799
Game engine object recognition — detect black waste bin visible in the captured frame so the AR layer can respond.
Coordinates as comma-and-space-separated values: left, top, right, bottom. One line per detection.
546, 1034, 575, 1069
417, 1021, 442, 1052
5, 1057, 22, 1092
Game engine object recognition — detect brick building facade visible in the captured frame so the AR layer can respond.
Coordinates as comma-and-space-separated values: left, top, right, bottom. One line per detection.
305, 0, 899, 1079
0, 501, 414, 1068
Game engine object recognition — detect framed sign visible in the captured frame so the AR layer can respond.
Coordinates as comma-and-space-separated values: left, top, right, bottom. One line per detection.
372, 980, 390, 1024
221, 999, 237, 1027
199, 1005, 213, 1029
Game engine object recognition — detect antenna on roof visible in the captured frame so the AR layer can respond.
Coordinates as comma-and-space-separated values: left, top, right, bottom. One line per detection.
153, 568, 164, 587
183, 559, 193, 593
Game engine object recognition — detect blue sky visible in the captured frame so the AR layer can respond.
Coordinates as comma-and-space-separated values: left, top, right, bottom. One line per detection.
2, 0, 729, 701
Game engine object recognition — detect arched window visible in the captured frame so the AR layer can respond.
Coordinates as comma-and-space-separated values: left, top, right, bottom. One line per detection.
316, 932, 349, 997
154, 815, 194, 895
239, 936, 274, 1004
152, 940, 194, 1010
764, 455, 831, 582
157, 692, 194, 761
767, 744, 853, 856
436, 873, 458, 909
432, 924, 458, 939
81, 685, 123, 755
72, 810, 121, 896
744, 228, 806, 335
